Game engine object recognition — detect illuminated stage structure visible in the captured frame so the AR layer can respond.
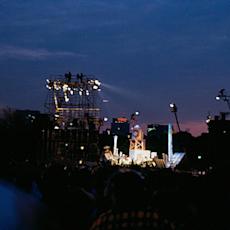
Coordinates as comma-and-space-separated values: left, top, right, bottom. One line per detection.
129, 125, 151, 163
43, 72, 102, 161
107, 121, 184, 168
128, 112, 151, 163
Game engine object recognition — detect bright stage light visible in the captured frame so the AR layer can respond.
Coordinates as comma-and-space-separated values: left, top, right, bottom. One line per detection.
103, 117, 108, 122
169, 103, 178, 113
64, 95, 69, 102
95, 80, 101, 86
93, 85, 98, 90
135, 111, 140, 116
63, 84, 68, 92
206, 115, 211, 123
54, 82, 61, 90
215, 96, 220, 100
46, 85, 52, 90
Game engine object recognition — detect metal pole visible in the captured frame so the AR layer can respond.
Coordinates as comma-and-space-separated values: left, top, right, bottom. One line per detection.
174, 112, 181, 132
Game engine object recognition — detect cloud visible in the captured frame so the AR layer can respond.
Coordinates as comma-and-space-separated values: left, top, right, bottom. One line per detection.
0, 45, 87, 60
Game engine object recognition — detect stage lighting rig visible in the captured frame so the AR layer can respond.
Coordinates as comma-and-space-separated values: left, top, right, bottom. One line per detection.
45, 72, 102, 128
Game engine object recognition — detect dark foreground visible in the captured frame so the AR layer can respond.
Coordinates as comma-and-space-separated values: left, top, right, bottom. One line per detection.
0, 161, 229, 230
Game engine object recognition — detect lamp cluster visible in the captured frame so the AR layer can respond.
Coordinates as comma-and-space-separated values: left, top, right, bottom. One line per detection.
46, 74, 101, 103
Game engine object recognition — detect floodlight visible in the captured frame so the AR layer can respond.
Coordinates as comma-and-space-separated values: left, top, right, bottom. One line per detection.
95, 80, 101, 86
46, 85, 52, 90
169, 102, 180, 131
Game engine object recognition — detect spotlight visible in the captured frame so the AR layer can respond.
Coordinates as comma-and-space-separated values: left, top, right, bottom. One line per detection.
64, 95, 69, 102
46, 85, 52, 90
135, 111, 140, 116
95, 80, 101, 86
169, 103, 180, 131
62, 84, 68, 92
103, 117, 108, 122
169, 103, 177, 112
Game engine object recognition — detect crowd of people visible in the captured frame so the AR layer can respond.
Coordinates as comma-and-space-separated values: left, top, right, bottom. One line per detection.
0, 159, 229, 229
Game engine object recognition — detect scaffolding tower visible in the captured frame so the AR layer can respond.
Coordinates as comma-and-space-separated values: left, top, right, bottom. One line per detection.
43, 72, 102, 162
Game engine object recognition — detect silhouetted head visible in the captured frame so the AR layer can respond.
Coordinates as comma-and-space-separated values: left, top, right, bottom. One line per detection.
104, 168, 147, 210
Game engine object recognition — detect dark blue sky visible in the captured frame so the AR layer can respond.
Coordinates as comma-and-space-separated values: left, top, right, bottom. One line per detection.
0, 0, 230, 135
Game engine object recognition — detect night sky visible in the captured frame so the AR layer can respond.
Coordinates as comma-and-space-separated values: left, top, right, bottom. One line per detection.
0, 0, 230, 136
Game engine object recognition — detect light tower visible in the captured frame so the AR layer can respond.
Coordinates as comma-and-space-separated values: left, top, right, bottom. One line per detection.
44, 72, 102, 161
169, 103, 181, 132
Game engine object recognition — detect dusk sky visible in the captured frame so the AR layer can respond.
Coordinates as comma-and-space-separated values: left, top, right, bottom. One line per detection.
0, 0, 230, 136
